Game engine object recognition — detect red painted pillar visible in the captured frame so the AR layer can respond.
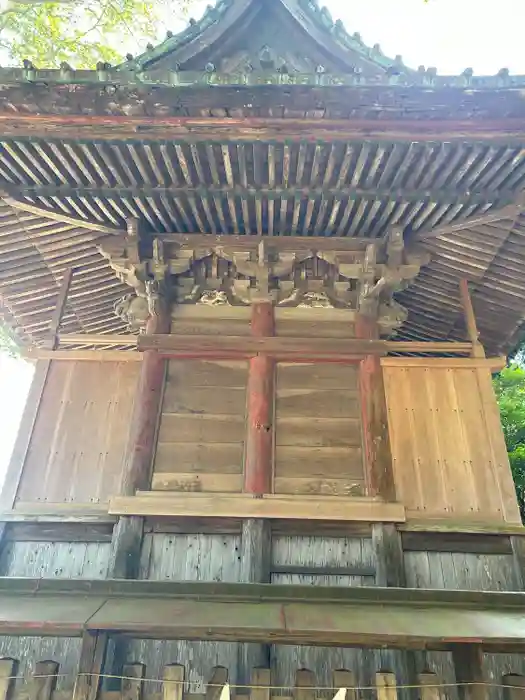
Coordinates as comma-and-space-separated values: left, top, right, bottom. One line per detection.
356, 313, 396, 501
121, 305, 170, 496
244, 302, 275, 495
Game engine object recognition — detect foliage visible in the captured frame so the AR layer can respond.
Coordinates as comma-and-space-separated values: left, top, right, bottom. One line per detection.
0, 0, 191, 69
0, 322, 20, 358
494, 364, 525, 519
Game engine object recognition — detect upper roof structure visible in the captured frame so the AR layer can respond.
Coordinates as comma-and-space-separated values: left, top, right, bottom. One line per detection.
1, 0, 525, 354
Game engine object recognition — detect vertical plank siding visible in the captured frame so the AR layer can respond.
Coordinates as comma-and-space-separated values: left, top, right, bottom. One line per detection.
127, 533, 242, 688
0, 541, 109, 690
404, 550, 525, 700
274, 363, 365, 496
15, 361, 139, 506
382, 362, 521, 523
152, 360, 248, 493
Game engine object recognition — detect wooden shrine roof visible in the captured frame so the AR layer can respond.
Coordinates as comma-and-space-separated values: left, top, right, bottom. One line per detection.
1, 0, 525, 353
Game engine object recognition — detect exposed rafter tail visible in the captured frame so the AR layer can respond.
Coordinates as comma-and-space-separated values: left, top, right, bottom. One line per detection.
415, 191, 525, 241
1, 196, 126, 236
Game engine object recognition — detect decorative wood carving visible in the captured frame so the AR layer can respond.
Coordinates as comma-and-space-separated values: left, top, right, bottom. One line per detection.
98, 229, 429, 335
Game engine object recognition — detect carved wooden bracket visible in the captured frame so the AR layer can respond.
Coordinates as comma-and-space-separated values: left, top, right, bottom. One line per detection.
98, 228, 430, 335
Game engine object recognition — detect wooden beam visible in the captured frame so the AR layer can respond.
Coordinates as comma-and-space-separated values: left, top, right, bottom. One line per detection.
138, 334, 385, 360
381, 356, 506, 371
109, 493, 406, 522
43, 267, 73, 350
459, 279, 485, 358
245, 303, 275, 495
24, 349, 142, 362
58, 333, 137, 347
3, 114, 525, 142
162, 234, 372, 252
3, 196, 125, 235
2, 577, 525, 650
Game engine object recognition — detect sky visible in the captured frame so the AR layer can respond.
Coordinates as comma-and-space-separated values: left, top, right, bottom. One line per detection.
0, 0, 524, 487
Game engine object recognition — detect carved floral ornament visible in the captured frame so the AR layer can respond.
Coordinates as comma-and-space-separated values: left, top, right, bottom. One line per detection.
97, 232, 430, 335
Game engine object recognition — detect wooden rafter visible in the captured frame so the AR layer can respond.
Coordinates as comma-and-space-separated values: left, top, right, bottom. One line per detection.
2, 196, 126, 235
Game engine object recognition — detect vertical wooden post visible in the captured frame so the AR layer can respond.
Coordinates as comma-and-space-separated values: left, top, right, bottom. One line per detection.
452, 644, 489, 700
73, 632, 108, 700
238, 518, 271, 679
0, 659, 16, 700
459, 279, 485, 359
162, 664, 184, 700
239, 302, 274, 683
244, 302, 274, 495
109, 302, 169, 579
356, 314, 396, 501
31, 662, 59, 700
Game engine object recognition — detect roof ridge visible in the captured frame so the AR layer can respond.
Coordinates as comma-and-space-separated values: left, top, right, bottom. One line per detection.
120, 0, 414, 74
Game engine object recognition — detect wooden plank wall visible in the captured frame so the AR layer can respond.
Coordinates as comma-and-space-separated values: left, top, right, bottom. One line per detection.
14, 360, 139, 506
0, 539, 110, 690
405, 549, 525, 700
127, 531, 242, 688
383, 360, 521, 524
274, 363, 365, 496
152, 360, 248, 493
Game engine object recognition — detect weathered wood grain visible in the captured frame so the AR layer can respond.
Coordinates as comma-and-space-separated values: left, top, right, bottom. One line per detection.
157, 414, 245, 444
276, 417, 361, 447
274, 446, 363, 477
274, 476, 365, 497
110, 493, 406, 521
154, 443, 243, 474
152, 473, 243, 493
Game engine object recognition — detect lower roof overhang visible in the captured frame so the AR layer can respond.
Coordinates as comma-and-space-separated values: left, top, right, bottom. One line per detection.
0, 578, 524, 652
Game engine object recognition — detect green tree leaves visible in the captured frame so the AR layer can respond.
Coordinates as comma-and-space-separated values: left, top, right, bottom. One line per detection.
0, 0, 189, 68
494, 364, 525, 518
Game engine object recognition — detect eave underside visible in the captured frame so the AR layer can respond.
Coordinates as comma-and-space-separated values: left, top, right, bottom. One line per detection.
1, 132, 525, 353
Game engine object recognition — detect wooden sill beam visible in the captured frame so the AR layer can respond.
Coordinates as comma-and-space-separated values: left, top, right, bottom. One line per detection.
0, 578, 524, 651
109, 493, 406, 522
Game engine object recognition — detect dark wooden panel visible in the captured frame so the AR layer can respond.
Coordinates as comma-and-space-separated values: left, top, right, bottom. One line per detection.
274, 476, 366, 496
167, 360, 248, 388
276, 389, 359, 418
162, 386, 247, 415
276, 363, 358, 389
152, 472, 243, 492
275, 446, 363, 478
4, 522, 113, 542
155, 442, 243, 474
144, 517, 242, 534
158, 414, 245, 444
402, 532, 513, 555
276, 417, 362, 447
